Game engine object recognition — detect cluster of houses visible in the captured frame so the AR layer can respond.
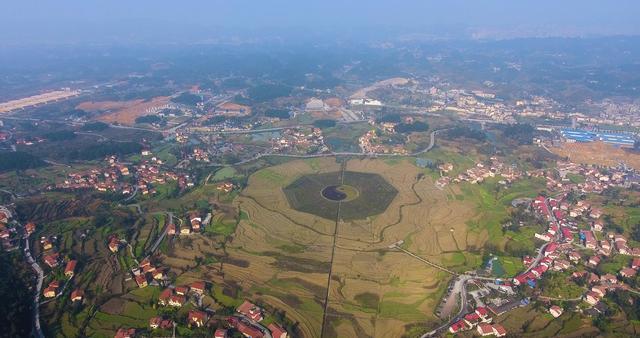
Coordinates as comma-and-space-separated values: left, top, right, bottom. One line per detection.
0, 208, 19, 250
158, 281, 206, 308
191, 148, 210, 162
132, 257, 167, 288
54, 156, 132, 193
53, 155, 194, 195
167, 211, 210, 236
224, 300, 288, 338
448, 306, 507, 337
548, 161, 640, 194
216, 182, 235, 193
359, 129, 408, 155
134, 157, 194, 194
271, 128, 327, 154
508, 192, 640, 319
153, 293, 288, 338
436, 157, 524, 188
576, 257, 640, 310
40, 235, 82, 300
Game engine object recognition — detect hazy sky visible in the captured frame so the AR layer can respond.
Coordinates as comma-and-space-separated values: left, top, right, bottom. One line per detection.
1, 0, 639, 45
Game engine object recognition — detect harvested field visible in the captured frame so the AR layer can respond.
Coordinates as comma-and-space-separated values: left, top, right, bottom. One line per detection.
549, 141, 640, 170
77, 96, 170, 125
219, 157, 483, 337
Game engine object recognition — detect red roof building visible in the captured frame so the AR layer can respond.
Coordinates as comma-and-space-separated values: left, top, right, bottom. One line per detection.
190, 281, 205, 294
175, 285, 189, 295
237, 300, 264, 322
168, 295, 186, 307
43, 253, 60, 268
492, 324, 507, 337
544, 242, 559, 256
477, 323, 494, 336
158, 288, 172, 306
108, 237, 120, 253
114, 328, 136, 338
235, 320, 264, 338
188, 310, 208, 327
621, 267, 637, 278
448, 320, 468, 333
135, 274, 147, 288
463, 312, 481, 326
25, 222, 36, 235
71, 289, 84, 302
65, 260, 77, 277
267, 323, 288, 338
214, 328, 228, 338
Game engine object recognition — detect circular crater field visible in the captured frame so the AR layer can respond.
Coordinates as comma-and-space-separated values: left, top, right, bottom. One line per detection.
283, 171, 398, 220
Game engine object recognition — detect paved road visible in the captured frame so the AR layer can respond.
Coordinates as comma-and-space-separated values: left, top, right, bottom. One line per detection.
208, 128, 447, 168
24, 234, 45, 338
147, 212, 173, 255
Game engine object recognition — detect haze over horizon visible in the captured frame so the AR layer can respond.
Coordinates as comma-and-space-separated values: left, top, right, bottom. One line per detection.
1, 0, 640, 45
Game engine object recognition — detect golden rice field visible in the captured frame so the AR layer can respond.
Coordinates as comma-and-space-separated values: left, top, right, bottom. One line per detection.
214, 157, 487, 338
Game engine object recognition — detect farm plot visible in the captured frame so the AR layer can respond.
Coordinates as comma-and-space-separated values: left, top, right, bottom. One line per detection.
220, 157, 484, 337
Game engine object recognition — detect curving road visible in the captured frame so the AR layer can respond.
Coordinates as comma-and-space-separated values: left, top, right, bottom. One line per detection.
147, 212, 173, 255
23, 233, 45, 338
207, 128, 447, 168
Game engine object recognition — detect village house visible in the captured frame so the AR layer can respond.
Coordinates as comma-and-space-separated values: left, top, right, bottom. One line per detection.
588, 273, 601, 284
620, 267, 637, 278
169, 295, 186, 307
135, 274, 148, 288
592, 285, 608, 298
588, 256, 601, 267
590, 208, 603, 219
41, 238, 53, 250
214, 328, 228, 338
108, 237, 120, 253
149, 317, 173, 330
158, 289, 173, 306
552, 259, 570, 271
152, 269, 164, 280
188, 310, 208, 327
190, 281, 205, 294
167, 223, 176, 236
25, 222, 36, 236
584, 291, 601, 305
217, 182, 234, 193
175, 285, 189, 295
448, 320, 469, 334
632, 258, 640, 270
189, 212, 202, 230
237, 300, 264, 322
601, 273, 618, 285
114, 328, 136, 338
568, 251, 581, 263
43, 253, 60, 268
549, 305, 563, 318
477, 323, 494, 336
64, 260, 77, 277
268, 323, 288, 338
71, 289, 84, 302
43, 284, 58, 298
491, 324, 507, 337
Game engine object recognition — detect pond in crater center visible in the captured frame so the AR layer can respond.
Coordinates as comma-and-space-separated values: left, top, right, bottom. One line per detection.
321, 185, 359, 202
